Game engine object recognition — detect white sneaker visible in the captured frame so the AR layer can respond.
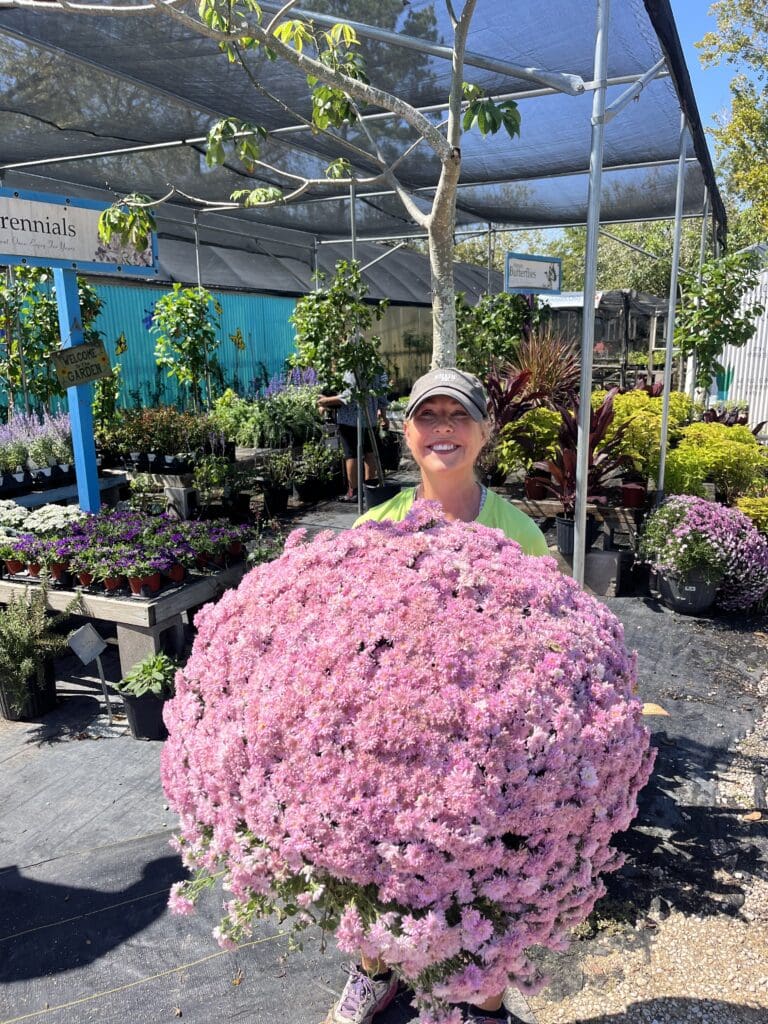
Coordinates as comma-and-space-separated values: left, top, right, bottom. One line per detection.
326, 963, 399, 1024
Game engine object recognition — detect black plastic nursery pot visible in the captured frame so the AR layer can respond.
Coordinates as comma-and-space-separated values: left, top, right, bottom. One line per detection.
364, 479, 402, 510
262, 486, 291, 516
524, 474, 549, 500
294, 479, 325, 505
555, 514, 601, 556
658, 570, 718, 616
121, 692, 169, 741
0, 661, 57, 722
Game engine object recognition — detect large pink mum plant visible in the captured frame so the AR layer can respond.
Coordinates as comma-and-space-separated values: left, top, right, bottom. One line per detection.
161, 504, 654, 1021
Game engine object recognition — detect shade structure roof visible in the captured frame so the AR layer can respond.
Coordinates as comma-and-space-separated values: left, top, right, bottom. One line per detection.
0, 0, 725, 262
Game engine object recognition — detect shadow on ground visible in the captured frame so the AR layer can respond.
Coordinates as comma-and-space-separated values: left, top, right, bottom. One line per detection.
605, 731, 768, 919
564, 997, 766, 1023
0, 854, 184, 983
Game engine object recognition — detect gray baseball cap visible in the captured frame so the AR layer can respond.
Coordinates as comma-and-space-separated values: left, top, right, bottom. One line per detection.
405, 368, 489, 422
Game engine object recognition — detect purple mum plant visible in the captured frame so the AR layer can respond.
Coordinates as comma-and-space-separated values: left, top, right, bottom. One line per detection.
161, 504, 654, 1020
640, 495, 768, 611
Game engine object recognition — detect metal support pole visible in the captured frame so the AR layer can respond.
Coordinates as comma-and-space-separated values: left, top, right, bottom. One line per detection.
487, 223, 493, 293
94, 653, 113, 726
193, 211, 212, 412
656, 112, 688, 500
53, 268, 101, 513
573, 0, 610, 586
687, 189, 710, 399
349, 181, 365, 517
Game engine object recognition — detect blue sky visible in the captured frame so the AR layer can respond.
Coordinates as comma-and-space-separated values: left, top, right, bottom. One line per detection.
669, 1, 734, 132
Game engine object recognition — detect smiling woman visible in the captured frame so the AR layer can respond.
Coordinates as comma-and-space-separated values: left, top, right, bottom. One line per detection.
355, 368, 548, 557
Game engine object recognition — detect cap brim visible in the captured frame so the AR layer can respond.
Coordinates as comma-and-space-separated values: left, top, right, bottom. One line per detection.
405, 386, 487, 421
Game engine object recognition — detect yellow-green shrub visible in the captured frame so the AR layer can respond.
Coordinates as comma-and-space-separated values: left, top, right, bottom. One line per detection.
736, 497, 768, 534
495, 407, 561, 475
666, 427, 767, 503
587, 391, 694, 481
679, 421, 756, 448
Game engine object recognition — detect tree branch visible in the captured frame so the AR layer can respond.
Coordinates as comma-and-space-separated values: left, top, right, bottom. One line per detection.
347, 99, 429, 229
147, 0, 453, 161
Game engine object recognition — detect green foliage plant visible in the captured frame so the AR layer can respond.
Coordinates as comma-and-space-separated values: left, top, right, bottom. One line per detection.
454, 292, 535, 377
293, 440, 337, 486
113, 652, 177, 699
0, 587, 72, 716
151, 285, 223, 413
0, 268, 106, 412
495, 407, 561, 477
674, 250, 764, 389
262, 449, 294, 491
290, 261, 387, 396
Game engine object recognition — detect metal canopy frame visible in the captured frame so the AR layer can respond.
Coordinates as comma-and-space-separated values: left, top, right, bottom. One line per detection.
0, 0, 723, 570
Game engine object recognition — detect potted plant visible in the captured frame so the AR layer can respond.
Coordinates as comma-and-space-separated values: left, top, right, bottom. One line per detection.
261, 449, 294, 515
542, 390, 630, 555
496, 406, 561, 500
111, 651, 177, 740
293, 440, 337, 504
0, 533, 25, 575
639, 496, 729, 614
0, 587, 71, 721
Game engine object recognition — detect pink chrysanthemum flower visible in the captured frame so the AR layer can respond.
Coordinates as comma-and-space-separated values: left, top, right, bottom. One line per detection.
162, 504, 654, 1020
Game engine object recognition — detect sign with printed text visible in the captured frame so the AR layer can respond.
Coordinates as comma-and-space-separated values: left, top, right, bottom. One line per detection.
51, 339, 113, 390
504, 251, 562, 295
0, 188, 158, 276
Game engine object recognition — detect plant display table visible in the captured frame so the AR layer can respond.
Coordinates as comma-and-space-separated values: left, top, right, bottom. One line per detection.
14, 474, 128, 510
0, 564, 246, 675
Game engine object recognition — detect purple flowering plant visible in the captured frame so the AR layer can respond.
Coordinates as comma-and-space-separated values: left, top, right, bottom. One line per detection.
640, 495, 768, 610
161, 504, 654, 1020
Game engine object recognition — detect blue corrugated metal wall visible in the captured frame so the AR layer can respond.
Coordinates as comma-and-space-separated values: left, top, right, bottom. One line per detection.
92, 281, 298, 408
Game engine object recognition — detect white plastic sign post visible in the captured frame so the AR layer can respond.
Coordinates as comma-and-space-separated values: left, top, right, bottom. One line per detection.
68, 624, 113, 724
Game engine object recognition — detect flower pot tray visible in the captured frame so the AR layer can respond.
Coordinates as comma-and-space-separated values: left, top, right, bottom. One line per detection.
0, 563, 246, 676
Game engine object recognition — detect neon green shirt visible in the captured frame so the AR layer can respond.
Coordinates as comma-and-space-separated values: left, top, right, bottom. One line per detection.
354, 486, 550, 556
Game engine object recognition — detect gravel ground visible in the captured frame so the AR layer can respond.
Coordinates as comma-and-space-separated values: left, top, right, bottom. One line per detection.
525, 696, 768, 1024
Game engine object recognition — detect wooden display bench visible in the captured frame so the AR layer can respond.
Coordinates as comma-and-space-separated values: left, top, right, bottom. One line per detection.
0, 563, 246, 676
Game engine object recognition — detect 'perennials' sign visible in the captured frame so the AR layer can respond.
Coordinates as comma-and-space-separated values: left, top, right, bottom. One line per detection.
0, 189, 158, 276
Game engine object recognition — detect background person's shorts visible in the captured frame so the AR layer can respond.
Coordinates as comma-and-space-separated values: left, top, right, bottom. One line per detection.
338, 423, 373, 459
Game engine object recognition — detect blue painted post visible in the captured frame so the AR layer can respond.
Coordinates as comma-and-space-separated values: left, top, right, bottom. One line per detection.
53, 268, 101, 513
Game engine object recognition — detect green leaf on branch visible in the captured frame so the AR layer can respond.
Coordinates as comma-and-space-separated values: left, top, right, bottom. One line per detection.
462, 85, 520, 140
230, 186, 284, 206
206, 118, 267, 169
325, 157, 351, 180
199, 0, 263, 59
98, 196, 155, 250
272, 18, 313, 53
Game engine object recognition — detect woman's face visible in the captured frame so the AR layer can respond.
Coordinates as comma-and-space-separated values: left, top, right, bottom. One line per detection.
404, 395, 488, 480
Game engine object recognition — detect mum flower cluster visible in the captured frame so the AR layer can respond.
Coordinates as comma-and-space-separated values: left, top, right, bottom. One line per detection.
162, 504, 654, 1020
640, 495, 768, 610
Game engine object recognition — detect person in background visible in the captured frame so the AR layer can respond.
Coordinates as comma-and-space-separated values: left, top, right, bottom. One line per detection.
318, 370, 389, 503
324, 369, 547, 1024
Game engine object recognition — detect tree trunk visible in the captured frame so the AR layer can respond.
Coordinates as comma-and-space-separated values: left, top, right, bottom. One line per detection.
428, 156, 461, 369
